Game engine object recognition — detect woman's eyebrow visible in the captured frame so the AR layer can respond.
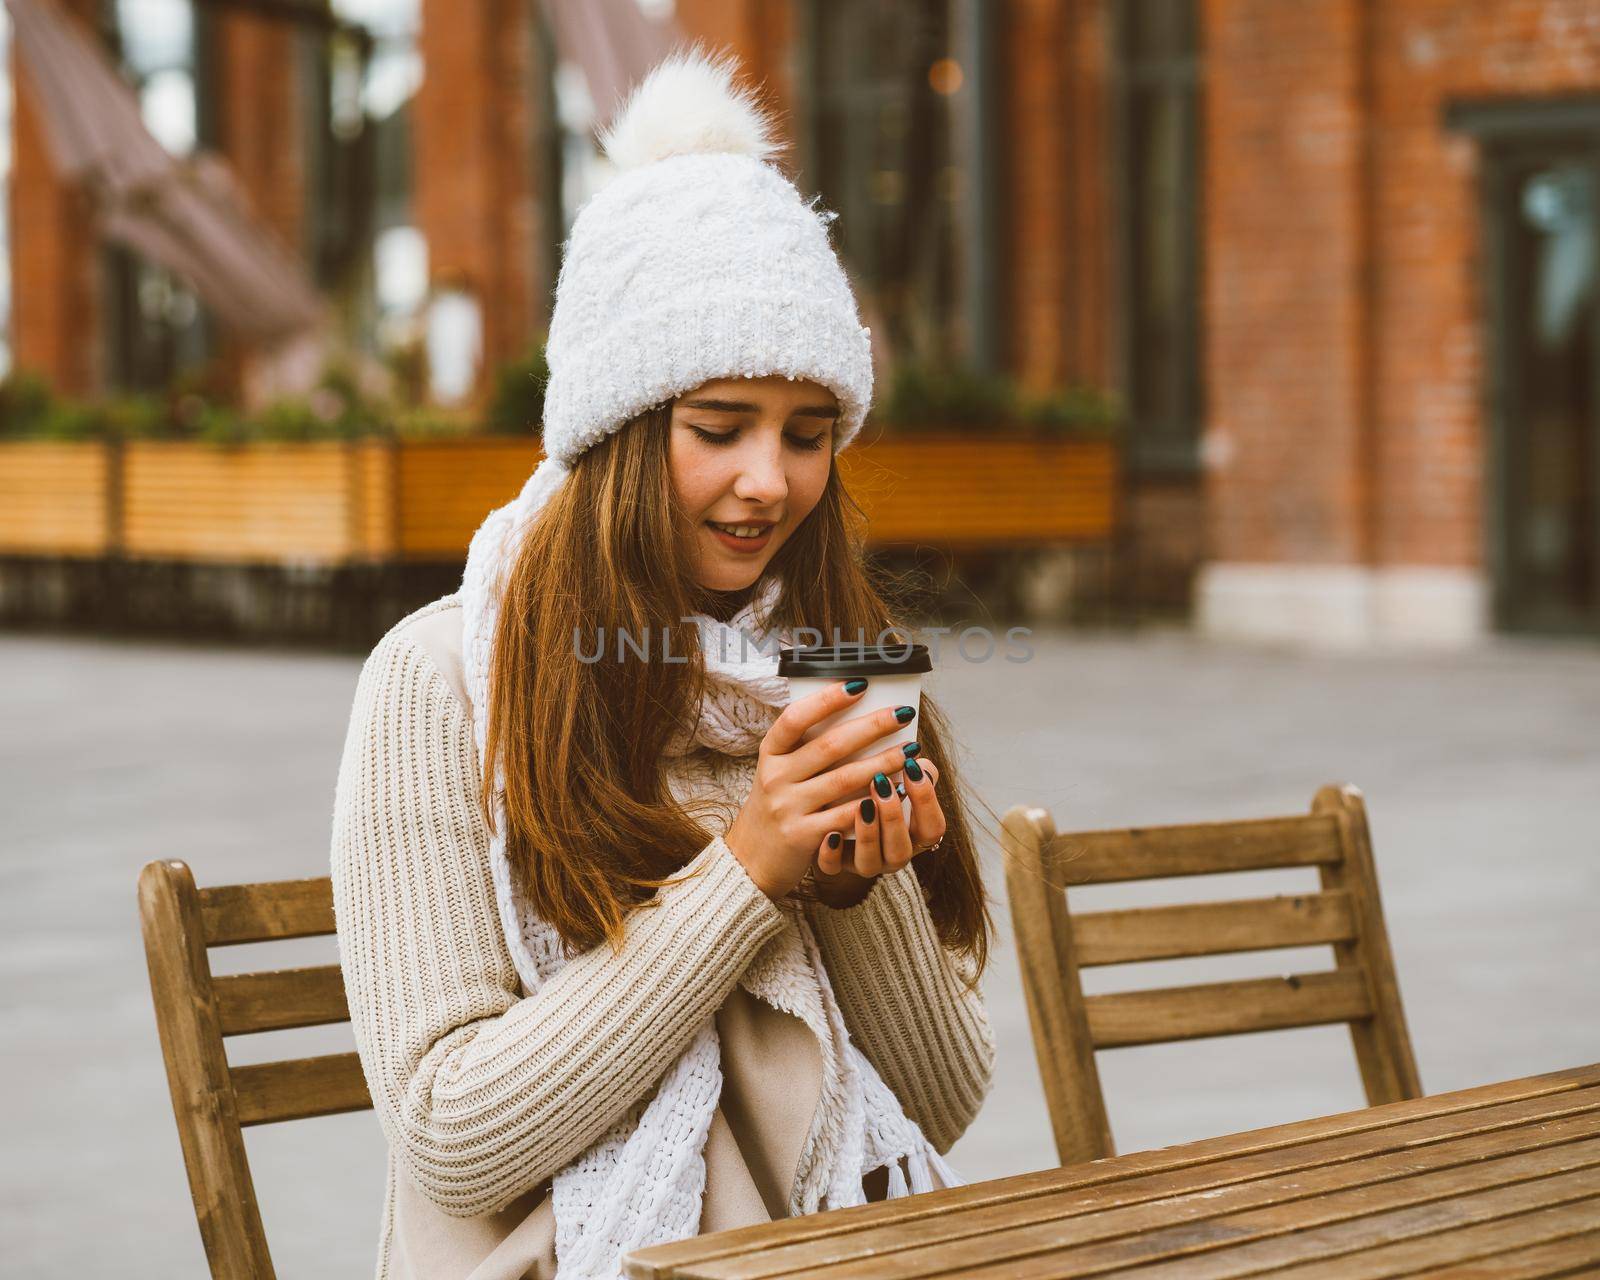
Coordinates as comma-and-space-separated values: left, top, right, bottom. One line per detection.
679, 398, 841, 420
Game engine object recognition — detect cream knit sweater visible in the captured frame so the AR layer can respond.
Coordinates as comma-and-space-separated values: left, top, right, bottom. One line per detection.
330, 597, 995, 1266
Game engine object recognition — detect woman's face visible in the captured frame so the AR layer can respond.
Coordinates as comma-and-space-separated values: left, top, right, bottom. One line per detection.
668, 375, 839, 591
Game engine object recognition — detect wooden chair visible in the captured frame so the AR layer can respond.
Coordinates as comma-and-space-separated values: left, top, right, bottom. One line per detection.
138, 859, 371, 1279
1001, 783, 1421, 1166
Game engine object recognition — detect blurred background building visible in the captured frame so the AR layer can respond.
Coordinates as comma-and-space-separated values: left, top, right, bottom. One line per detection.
3, 0, 1598, 644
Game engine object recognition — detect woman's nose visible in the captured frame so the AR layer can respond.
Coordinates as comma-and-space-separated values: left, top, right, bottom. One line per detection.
733, 445, 788, 503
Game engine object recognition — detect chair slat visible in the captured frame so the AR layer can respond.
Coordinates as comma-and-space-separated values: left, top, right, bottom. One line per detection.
214, 965, 351, 1036
1085, 970, 1373, 1048
1072, 892, 1358, 967
1053, 813, 1344, 884
231, 1052, 371, 1126
200, 878, 336, 945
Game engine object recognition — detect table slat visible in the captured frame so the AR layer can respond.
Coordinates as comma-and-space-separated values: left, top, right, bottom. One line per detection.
624, 1064, 1600, 1280
1103, 1165, 1600, 1280
1416, 1227, 1600, 1279
734, 1125, 1600, 1280
1254, 1202, 1600, 1279
691, 1093, 1600, 1280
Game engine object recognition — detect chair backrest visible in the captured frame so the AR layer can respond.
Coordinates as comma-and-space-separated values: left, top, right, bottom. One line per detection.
137, 859, 371, 1280
1001, 783, 1421, 1166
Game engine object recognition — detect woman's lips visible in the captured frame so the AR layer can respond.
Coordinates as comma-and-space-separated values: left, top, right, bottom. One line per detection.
706, 521, 775, 553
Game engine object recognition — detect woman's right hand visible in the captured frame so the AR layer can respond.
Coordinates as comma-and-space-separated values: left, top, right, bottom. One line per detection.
723, 681, 917, 900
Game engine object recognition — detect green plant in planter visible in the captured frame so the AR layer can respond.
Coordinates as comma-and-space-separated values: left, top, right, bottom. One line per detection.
253, 400, 330, 442
0, 378, 169, 442
0, 371, 56, 439
485, 344, 549, 436
392, 406, 477, 440
313, 362, 395, 440
872, 360, 1122, 440
193, 403, 259, 445
1020, 384, 1122, 438
40, 401, 109, 441
100, 395, 166, 440
877, 361, 1019, 430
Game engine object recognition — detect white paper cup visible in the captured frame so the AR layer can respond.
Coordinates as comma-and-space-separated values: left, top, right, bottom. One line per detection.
776, 641, 932, 848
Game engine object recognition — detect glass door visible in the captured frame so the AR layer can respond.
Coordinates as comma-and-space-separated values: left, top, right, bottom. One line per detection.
1486, 142, 1600, 635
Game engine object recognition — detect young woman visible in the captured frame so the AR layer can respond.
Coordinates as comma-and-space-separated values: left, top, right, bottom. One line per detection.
331, 50, 995, 1280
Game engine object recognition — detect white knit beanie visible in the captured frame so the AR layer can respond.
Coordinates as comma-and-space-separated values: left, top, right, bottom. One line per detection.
539, 48, 874, 465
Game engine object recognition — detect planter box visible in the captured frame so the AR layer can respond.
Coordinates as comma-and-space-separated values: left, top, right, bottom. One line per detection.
121, 441, 395, 564
0, 441, 112, 555
841, 436, 1116, 546
396, 440, 541, 559
390, 434, 1117, 560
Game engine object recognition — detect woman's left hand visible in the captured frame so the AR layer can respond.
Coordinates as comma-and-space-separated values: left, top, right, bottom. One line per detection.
809, 758, 944, 903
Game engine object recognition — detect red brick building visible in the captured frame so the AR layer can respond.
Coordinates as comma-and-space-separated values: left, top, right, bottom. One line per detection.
9, 0, 1599, 641
1199, 0, 1600, 644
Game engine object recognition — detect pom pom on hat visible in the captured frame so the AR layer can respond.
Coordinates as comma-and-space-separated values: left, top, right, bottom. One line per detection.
599, 46, 780, 171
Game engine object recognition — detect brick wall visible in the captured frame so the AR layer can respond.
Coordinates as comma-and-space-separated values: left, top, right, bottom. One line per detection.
1003, 0, 1114, 392
1202, 0, 1371, 568
1367, 0, 1600, 569
8, 0, 102, 393
412, 0, 549, 392
212, 12, 305, 254
1204, 0, 1600, 578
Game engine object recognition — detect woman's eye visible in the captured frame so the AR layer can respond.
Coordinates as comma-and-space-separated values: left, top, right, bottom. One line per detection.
688, 425, 828, 452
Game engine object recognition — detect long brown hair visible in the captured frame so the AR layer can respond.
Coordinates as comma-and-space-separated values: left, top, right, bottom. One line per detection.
482, 404, 994, 985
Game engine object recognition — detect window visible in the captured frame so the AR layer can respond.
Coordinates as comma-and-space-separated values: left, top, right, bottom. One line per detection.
105, 0, 210, 390
805, 0, 966, 366
1115, 0, 1202, 472
0, 10, 14, 376
324, 0, 425, 359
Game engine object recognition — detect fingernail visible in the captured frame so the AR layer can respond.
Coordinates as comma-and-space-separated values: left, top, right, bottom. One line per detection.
844, 678, 868, 695
894, 705, 916, 724
873, 772, 891, 798
896, 783, 906, 798
902, 741, 920, 758
904, 757, 924, 782
827, 832, 842, 849
860, 797, 876, 823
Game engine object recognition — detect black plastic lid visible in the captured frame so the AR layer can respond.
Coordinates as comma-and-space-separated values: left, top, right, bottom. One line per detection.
776, 641, 931, 677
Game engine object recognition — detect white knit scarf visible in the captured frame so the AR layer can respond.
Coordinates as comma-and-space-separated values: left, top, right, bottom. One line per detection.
459, 455, 960, 1280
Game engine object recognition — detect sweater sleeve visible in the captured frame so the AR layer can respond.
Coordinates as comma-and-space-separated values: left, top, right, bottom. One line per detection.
806, 869, 996, 1155
329, 628, 787, 1218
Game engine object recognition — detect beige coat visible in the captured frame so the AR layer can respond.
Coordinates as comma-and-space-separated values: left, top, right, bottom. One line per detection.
331, 598, 993, 1279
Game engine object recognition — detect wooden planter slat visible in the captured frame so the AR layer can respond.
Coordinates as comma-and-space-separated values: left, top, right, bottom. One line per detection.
0, 441, 111, 555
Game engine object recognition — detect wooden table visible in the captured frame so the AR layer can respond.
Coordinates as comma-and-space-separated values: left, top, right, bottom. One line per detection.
625, 1063, 1600, 1279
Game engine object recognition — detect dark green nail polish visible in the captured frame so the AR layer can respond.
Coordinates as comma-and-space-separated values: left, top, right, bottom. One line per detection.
902, 741, 921, 758
860, 797, 876, 823
904, 757, 924, 782
873, 772, 891, 798
894, 705, 916, 724
827, 832, 842, 849
844, 678, 868, 695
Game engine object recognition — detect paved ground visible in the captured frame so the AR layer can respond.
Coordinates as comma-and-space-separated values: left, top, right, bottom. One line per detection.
3, 619, 1597, 1277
